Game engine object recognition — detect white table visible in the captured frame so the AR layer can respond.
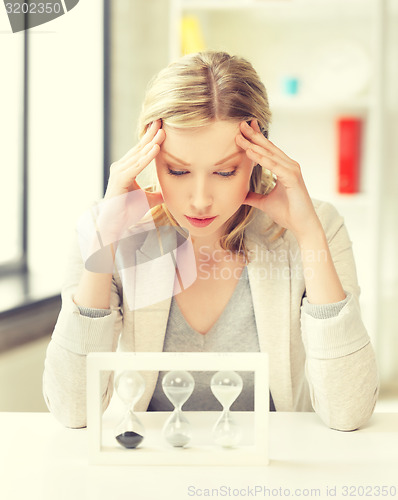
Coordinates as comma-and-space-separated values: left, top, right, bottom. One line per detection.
1, 412, 397, 500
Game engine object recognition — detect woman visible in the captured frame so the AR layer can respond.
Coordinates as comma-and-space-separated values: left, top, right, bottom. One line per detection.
43, 51, 379, 430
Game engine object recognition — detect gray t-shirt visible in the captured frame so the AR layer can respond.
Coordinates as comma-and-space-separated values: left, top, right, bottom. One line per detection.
147, 266, 275, 412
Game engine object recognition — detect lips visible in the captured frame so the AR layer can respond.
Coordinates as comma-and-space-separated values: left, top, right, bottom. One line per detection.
184, 215, 217, 228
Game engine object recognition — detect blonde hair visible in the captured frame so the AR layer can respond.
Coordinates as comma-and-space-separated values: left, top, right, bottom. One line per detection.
138, 50, 279, 260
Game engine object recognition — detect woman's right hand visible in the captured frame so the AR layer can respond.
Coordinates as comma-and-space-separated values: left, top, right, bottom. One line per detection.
94, 120, 166, 244
104, 119, 165, 206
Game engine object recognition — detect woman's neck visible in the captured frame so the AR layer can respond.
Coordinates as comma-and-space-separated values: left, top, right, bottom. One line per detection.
190, 236, 245, 270
191, 233, 222, 259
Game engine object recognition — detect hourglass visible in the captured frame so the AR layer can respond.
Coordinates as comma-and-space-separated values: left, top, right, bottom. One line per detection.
114, 370, 146, 449
210, 371, 243, 448
162, 370, 195, 447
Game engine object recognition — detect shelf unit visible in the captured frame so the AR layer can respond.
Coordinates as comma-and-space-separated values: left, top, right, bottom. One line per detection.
168, 0, 386, 343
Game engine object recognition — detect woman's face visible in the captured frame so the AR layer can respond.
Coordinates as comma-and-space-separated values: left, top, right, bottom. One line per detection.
155, 120, 255, 244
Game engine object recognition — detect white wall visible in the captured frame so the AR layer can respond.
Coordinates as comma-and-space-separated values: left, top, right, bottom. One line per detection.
110, 0, 169, 186
377, 0, 398, 388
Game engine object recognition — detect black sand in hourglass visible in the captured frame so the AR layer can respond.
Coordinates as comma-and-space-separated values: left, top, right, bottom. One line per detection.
114, 370, 146, 449
115, 431, 144, 449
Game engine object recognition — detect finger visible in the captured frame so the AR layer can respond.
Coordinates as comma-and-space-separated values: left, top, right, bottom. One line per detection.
237, 133, 287, 168
240, 121, 270, 151
135, 142, 161, 174
251, 119, 261, 134
141, 119, 162, 144
245, 148, 302, 188
237, 132, 295, 180
118, 120, 162, 163
136, 130, 165, 163
242, 191, 265, 210
240, 121, 293, 163
236, 132, 269, 156
117, 136, 149, 164
119, 128, 165, 172
122, 143, 161, 186
245, 148, 287, 180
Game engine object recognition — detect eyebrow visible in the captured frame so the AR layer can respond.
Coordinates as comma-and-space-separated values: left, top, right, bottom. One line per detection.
163, 150, 243, 167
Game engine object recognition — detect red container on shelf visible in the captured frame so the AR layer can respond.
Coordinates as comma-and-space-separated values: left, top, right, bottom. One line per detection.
337, 117, 362, 194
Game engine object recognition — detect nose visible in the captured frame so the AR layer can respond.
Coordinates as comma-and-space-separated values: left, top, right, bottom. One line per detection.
189, 176, 213, 214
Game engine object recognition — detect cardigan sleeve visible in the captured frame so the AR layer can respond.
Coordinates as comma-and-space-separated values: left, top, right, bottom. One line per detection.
302, 295, 348, 319
42, 231, 123, 429
300, 201, 379, 431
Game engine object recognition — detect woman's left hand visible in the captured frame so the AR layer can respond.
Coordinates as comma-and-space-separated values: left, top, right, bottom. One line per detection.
236, 120, 322, 244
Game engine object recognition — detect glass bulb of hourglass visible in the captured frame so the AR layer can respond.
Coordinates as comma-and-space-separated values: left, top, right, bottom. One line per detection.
162, 370, 195, 447
114, 370, 146, 449
210, 371, 243, 448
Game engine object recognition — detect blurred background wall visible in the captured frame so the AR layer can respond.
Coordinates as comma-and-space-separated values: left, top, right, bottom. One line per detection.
1, 0, 397, 412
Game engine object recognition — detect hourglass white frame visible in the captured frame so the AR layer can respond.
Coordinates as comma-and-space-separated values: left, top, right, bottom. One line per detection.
87, 352, 269, 466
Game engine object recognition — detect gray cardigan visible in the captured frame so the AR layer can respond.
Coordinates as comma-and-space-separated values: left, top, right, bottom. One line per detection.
42, 199, 379, 430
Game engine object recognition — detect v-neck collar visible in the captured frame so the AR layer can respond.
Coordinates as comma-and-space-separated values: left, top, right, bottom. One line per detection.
172, 266, 248, 337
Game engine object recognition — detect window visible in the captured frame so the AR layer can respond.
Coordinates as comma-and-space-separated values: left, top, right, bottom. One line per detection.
0, 1, 108, 315
0, 30, 26, 272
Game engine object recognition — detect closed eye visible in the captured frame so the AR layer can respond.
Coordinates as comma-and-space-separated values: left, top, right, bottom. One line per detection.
166, 167, 238, 178
167, 168, 189, 176
216, 168, 237, 178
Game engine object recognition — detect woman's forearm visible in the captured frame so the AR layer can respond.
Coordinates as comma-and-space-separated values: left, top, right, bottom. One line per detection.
73, 269, 113, 310
297, 225, 346, 305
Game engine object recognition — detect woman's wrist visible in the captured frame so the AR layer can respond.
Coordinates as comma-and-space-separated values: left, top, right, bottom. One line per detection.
296, 222, 346, 304
293, 218, 325, 250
